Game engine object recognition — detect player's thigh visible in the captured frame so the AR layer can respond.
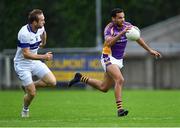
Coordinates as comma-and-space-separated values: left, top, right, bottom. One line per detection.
32, 61, 56, 85
14, 64, 33, 86
106, 64, 123, 80
41, 71, 56, 85
32, 61, 53, 80
101, 55, 123, 72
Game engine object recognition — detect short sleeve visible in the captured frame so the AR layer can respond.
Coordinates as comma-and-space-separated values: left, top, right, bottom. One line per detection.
18, 33, 30, 48
123, 22, 133, 27
104, 24, 112, 40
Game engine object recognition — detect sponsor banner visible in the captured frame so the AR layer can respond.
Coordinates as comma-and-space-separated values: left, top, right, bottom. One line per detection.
53, 71, 104, 81
45, 53, 104, 81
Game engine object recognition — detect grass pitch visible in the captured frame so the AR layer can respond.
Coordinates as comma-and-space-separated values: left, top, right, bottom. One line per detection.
0, 89, 180, 127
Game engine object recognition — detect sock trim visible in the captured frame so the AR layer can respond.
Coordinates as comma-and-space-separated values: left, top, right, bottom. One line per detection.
80, 76, 89, 83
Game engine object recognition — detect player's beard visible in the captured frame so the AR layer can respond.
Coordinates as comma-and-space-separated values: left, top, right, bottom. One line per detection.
35, 24, 43, 29
117, 22, 123, 27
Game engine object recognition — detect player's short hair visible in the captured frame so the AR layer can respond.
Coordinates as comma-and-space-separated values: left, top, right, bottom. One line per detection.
111, 8, 124, 18
28, 9, 43, 24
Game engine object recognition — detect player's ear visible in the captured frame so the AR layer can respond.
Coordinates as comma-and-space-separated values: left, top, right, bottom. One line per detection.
33, 20, 38, 25
112, 17, 115, 22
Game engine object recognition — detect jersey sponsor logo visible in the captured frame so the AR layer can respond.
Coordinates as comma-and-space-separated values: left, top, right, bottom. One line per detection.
116, 38, 128, 43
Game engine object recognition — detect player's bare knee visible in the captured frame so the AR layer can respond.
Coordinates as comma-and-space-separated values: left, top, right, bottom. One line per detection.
100, 86, 109, 93
28, 91, 36, 98
51, 81, 57, 87
115, 78, 124, 86
49, 79, 57, 87
101, 88, 109, 93
120, 77, 124, 85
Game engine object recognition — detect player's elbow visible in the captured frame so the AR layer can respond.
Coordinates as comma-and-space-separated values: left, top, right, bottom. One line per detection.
23, 52, 31, 59
22, 49, 32, 59
23, 54, 27, 59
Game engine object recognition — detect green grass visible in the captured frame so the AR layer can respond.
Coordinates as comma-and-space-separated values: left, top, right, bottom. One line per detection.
0, 89, 180, 127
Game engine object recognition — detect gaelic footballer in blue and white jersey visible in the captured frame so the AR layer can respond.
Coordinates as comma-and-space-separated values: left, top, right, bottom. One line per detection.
14, 24, 45, 63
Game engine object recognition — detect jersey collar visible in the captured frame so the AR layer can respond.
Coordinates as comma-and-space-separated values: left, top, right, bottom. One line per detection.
27, 24, 37, 34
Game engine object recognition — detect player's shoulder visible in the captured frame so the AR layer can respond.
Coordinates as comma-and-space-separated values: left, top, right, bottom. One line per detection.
18, 24, 31, 40
18, 24, 30, 35
123, 21, 132, 26
105, 22, 114, 28
104, 22, 114, 31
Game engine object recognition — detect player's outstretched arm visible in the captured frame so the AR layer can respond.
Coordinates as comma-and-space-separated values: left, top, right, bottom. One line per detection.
136, 38, 162, 58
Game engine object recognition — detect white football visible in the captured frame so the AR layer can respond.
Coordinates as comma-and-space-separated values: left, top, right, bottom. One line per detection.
125, 26, 140, 41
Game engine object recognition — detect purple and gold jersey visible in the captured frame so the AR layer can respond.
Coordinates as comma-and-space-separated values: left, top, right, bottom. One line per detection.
102, 22, 132, 59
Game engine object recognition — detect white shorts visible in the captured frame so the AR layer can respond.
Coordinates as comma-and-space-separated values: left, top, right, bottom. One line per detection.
101, 55, 123, 72
14, 60, 51, 86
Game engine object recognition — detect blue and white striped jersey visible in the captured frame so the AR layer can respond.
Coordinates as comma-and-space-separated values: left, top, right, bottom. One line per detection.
14, 24, 45, 63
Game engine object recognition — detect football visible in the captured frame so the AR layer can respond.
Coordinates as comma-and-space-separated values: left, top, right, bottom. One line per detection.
125, 26, 140, 41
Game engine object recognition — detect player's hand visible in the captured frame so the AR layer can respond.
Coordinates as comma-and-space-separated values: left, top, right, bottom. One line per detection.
122, 26, 132, 35
44, 52, 53, 61
149, 49, 162, 59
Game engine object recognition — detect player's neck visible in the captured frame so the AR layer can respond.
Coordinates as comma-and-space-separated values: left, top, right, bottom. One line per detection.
112, 22, 123, 29
29, 24, 38, 33
115, 24, 123, 30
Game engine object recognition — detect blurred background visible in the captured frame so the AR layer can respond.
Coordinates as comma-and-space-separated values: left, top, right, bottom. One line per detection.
0, 0, 180, 90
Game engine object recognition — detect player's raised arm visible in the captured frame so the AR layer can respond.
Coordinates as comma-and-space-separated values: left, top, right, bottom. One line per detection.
136, 38, 162, 58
